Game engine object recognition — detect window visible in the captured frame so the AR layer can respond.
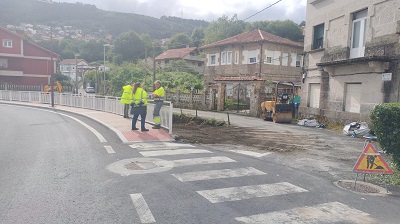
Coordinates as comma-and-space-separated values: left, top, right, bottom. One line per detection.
210, 54, 216, 65
0, 58, 8, 68
2, 39, 12, 48
227, 51, 232, 64
350, 9, 368, 58
234, 51, 239, 64
198, 62, 203, 67
313, 23, 324, 49
248, 50, 258, 64
296, 55, 303, 67
221, 52, 227, 65
165, 60, 169, 64
266, 50, 274, 64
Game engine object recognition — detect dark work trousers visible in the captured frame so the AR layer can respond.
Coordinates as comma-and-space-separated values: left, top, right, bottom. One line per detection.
123, 104, 130, 118
132, 106, 147, 130
153, 100, 163, 127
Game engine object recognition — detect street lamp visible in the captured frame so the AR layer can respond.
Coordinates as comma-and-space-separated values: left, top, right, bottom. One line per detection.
75, 53, 80, 94
103, 44, 111, 94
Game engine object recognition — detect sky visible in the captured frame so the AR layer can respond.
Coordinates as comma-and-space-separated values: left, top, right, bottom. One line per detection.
57, 0, 307, 23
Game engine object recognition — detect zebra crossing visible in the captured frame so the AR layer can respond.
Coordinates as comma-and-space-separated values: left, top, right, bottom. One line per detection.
129, 142, 375, 224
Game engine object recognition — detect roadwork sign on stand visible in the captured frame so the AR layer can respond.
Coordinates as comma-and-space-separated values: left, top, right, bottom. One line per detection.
353, 143, 393, 174
353, 142, 393, 192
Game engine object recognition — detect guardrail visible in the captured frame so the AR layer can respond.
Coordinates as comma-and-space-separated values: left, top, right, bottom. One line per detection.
0, 90, 173, 134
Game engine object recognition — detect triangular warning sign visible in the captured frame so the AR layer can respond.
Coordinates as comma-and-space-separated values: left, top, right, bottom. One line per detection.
353, 143, 393, 174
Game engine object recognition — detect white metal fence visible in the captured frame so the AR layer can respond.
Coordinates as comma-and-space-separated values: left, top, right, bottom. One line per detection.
0, 90, 173, 134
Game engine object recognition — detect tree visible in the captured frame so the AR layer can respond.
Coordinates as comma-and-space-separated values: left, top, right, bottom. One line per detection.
113, 31, 146, 63
108, 62, 152, 96
161, 60, 197, 74
191, 27, 205, 47
167, 33, 191, 49
203, 14, 247, 45
249, 20, 303, 42
80, 40, 105, 63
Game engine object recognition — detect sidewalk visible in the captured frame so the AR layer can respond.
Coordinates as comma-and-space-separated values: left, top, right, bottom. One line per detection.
1, 101, 174, 143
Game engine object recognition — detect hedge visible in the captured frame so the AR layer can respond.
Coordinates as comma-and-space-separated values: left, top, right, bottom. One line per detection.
370, 102, 400, 168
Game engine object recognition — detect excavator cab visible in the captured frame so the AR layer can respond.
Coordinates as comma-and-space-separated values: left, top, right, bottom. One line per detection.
260, 82, 295, 123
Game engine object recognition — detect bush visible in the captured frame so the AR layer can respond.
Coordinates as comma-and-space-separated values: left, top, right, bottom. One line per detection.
370, 102, 400, 168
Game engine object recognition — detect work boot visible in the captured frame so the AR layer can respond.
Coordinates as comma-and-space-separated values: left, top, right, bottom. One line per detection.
132, 128, 139, 131
152, 125, 161, 129
141, 128, 149, 131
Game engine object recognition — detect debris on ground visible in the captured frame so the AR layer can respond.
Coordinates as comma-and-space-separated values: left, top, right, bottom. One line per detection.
297, 119, 319, 127
343, 122, 370, 138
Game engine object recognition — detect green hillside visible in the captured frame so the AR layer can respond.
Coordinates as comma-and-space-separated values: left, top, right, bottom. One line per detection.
0, 0, 208, 38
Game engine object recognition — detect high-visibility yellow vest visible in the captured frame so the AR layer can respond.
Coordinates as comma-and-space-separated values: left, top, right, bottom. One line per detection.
120, 85, 133, 104
153, 86, 165, 100
133, 87, 148, 105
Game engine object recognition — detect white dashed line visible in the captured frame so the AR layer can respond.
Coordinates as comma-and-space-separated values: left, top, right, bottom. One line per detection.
130, 193, 156, 223
229, 150, 272, 158
171, 156, 236, 167
172, 167, 266, 182
140, 148, 212, 157
197, 182, 308, 203
104, 145, 115, 154
235, 202, 374, 224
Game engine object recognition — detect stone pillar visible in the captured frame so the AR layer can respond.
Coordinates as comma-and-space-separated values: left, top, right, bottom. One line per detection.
201, 87, 207, 110
209, 89, 215, 110
249, 81, 265, 117
217, 83, 226, 111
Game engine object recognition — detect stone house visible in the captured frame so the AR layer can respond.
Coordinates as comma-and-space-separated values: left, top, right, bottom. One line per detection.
155, 47, 205, 74
301, 0, 400, 123
200, 29, 304, 116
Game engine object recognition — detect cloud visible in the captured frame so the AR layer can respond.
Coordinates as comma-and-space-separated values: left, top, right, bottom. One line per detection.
59, 0, 306, 23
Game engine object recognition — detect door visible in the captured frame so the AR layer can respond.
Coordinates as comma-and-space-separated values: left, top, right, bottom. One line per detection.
344, 83, 361, 113
309, 83, 320, 108
350, 10, 367, 58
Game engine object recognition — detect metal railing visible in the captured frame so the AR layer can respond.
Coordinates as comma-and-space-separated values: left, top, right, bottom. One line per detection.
0, 90, 173, 134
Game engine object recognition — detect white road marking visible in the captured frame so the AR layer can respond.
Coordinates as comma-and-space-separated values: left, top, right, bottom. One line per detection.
172, 167, 266, 182
197, 182, 308, 203
104, 145, 115, 154
235, 201, 375, 224
130, 194, 156, 223
140, 148, 212, 157
229, 150, 272, 158
164, 142, 195, 148
129, 142, 195, 150
172, 156, 236, 167
11, 106, 107, 142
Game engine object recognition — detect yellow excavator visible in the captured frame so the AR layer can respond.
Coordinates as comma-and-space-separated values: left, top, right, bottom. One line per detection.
44, 81, 63, 93
260, 81, 295, 123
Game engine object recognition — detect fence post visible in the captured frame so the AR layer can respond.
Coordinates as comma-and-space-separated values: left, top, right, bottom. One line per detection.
29, 92, 32, 102
190, 88, 194, 109
105, 96, 108, 112
169, 102, 173, 135
81, 94, 84, 108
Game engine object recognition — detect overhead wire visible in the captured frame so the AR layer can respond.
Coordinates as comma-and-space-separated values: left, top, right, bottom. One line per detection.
242, 0, 284, 21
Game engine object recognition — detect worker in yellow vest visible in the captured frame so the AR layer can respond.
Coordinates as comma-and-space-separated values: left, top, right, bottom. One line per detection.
130, 82, 149, 131
152, 80, 165, 129
120, 83, 133, 118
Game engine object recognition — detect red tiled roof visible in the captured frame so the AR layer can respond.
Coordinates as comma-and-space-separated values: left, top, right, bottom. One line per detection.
214, 76, 265, 81
60, 59, 86, 65
201, 29, 303, 49
155, 47, 198, 60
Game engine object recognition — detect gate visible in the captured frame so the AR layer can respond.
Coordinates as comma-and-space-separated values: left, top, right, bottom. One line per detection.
224, 83, 250, 114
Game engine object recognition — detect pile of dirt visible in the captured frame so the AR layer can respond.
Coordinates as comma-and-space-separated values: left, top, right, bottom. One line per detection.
173, 120, 329, 152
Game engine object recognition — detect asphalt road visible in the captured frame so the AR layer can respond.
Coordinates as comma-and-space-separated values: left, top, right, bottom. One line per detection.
1, 104, 399, 224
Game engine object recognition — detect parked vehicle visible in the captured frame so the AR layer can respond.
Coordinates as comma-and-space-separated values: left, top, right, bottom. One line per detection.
85, 87, 95, 93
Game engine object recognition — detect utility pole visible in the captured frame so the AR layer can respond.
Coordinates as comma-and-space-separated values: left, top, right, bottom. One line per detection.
50, 26, 55, 107
152, 44, 156, 91
75, 53, 79, 94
